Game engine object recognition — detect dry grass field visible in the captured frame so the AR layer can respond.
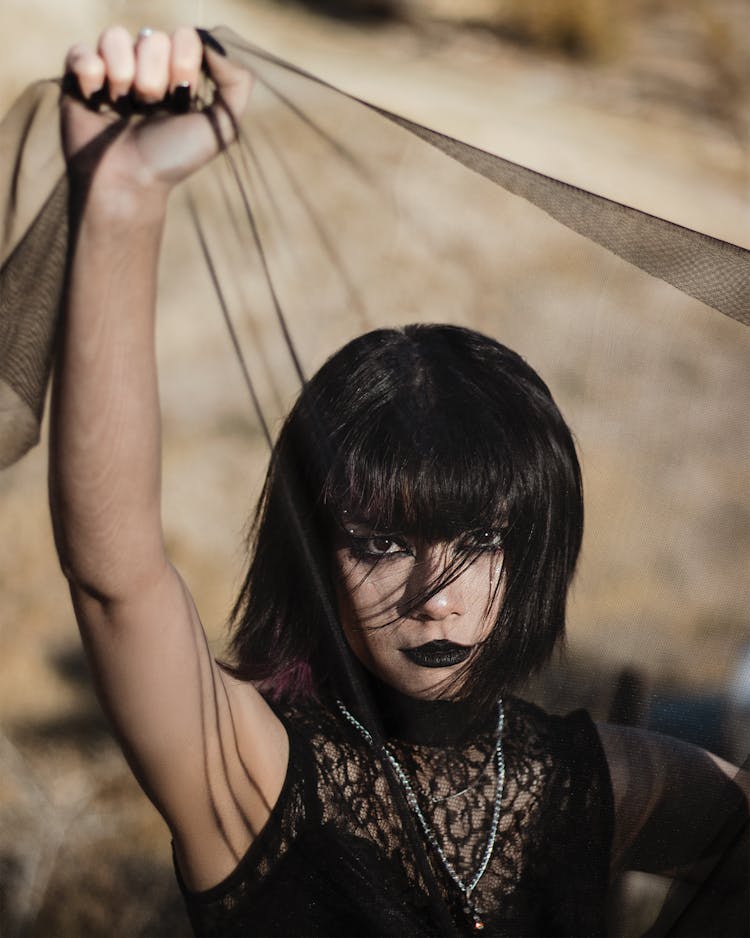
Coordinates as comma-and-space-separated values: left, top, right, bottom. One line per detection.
0, 0, 748, 934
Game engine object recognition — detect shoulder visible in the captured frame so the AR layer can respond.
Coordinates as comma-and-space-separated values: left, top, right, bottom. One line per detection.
504, 696, 613, 814
504, 696, 604, 764
266, 695, 372, 777
503, 698, 614, 888
270, 695, 349, 744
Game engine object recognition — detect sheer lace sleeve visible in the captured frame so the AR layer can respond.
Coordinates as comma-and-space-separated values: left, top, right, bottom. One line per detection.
598, 722, 749, 934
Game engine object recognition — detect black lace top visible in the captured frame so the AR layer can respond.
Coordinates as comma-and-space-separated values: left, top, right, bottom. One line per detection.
176, 695, 613, 937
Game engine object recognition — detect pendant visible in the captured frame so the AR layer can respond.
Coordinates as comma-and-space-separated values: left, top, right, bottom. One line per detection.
464, 903, 485, 931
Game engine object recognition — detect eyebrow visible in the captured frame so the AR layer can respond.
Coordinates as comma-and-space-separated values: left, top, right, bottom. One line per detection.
340, 516, 399, 535
339, 508, 509, 540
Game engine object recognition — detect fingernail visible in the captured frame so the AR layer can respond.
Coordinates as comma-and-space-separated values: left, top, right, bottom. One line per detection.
87, 86, 108, 111
61, 72, 83, 101
172, 82, 191, 114
197, 28, 226, 56
114, 94, 133, 117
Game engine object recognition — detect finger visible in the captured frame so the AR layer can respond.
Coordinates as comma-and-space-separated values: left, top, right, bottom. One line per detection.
134, 29, 171, 104
169, 26, 203, 95
202, 46, 254, 139
98, 25, 135, 101
64, 43, 105, 99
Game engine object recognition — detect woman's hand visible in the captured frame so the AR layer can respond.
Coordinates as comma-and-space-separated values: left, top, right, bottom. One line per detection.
62, 26, 253, 215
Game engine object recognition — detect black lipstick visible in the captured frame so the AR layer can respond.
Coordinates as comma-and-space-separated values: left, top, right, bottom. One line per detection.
401, 640, 473, 669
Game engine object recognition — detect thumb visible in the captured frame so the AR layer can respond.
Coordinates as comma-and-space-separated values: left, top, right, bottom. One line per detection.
201, 45, 254, 146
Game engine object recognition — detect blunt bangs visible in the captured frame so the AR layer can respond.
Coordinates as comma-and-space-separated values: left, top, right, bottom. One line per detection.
313, 325, 565, 546
322, 392, 515, 541
227, 324, 584, 707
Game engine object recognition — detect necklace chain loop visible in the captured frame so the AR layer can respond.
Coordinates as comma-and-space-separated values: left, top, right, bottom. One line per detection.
336, 698, 505, 930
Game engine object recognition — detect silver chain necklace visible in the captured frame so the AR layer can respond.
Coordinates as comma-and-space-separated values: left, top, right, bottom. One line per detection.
336, 698, 505, 932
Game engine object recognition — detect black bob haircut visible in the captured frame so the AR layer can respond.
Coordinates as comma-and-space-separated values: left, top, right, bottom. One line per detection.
226, 324, 583, 711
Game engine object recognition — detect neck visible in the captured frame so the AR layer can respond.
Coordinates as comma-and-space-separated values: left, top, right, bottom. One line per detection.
357, 671, 497, 745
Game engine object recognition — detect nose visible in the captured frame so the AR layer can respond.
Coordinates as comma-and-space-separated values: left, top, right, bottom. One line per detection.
405, 546, 466, 621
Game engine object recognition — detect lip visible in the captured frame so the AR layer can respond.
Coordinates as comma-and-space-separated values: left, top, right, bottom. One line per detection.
401, 640, 473, 669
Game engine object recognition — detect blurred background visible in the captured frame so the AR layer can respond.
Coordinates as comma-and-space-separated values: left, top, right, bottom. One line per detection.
0, 0, 748, 935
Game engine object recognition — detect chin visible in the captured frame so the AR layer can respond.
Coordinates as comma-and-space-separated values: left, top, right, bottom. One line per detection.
378, 666, 461, 700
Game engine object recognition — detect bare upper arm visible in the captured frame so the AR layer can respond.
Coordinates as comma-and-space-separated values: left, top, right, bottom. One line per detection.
597, 722, 748, 876
70, 561, 288, 890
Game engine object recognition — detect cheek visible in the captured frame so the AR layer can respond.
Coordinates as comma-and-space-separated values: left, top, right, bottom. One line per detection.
333, 554, 403, 669
334, 551, 411, 624
470, 552, 506, 630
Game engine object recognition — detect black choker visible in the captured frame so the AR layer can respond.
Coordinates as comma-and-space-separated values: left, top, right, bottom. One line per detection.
362, 673, 498, 746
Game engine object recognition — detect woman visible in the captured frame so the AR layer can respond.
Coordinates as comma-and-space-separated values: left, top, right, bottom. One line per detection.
52, 26, 747, 937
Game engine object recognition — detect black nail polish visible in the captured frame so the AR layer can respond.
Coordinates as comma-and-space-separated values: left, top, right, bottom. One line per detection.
113, 94, 134, 118
87, 87, 108, 113
61, 72, 84, 102
197, 28, 226, 56
172, 83, 191, 114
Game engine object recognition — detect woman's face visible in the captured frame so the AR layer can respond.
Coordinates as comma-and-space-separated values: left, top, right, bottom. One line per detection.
334, 514, 505, 699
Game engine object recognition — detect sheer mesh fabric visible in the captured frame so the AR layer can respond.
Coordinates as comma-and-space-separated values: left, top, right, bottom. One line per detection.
2, 28, 750, 468
177, 697, 613, 937
0, 81, 67, 466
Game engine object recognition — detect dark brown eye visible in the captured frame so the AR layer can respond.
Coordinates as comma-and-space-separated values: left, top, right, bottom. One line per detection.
466, 530, 504, 551
349, 534, 412, 559
370, 536, 398, 554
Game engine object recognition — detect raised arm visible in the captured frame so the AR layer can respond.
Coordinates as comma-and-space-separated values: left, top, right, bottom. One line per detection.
49, 26, 287, 890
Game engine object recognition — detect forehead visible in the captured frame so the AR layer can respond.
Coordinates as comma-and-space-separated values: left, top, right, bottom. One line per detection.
337, 507, 502, 539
